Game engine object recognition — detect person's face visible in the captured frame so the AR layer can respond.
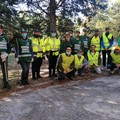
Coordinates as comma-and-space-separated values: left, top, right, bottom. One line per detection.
51, 32, 56, 37
66, 34, 71, 40
66, 47, 72, 53
90, 46, 96, 52
95, 31, 99, 36
106, 29, 110, 33
76, 32, 80, 36
78, 51, 83, 55
34, 31, 40, 36
0, 27, 3, 33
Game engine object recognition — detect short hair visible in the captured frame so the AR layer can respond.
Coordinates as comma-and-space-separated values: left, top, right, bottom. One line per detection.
66, 46, 72, 50
90, 44, 96, 48
0, 25, 4, 29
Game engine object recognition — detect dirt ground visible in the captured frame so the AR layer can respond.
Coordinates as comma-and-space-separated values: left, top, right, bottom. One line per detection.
0, 54, 112, 99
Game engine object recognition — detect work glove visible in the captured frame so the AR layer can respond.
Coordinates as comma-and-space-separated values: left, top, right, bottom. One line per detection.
1, 52, 8, 62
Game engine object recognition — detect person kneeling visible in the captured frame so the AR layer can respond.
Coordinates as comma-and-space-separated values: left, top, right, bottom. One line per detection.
87, 45, 102, 74
57, 46, 74, 80
74, 49, 88, 76
109, 46, 120, 74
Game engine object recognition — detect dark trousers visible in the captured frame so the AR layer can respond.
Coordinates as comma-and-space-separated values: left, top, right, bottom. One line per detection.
102, 50, 112, 67
48, 53, 58, 76
19, 61, 30, 84
0, 58, 9, 85
32, 57, 43, 78
73, 65, 86, 75
109, 62, 117, 71
57, 68, 73, 80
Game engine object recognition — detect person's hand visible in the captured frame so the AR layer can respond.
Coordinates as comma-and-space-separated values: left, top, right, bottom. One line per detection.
105, 48, 108, 51
15, 58, 19, 63
31, 58, 34, 62
1, 52, 8, 62
87, 65, 91, 69
64, 70, 67, 74
116, 64, 120, 67
79, 64, 83, 68
66, 68, 71, 72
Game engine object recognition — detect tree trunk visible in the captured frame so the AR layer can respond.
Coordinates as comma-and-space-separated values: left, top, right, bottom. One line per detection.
49, 0, 56, 32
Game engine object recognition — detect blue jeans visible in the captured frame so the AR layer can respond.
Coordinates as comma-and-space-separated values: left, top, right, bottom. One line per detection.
19, 61, 30, 83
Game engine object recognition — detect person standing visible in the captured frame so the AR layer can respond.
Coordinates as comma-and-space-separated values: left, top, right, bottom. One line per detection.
45, 30, 61, 77
57, 46, 74, 80
60, 32, 74, 54
72, 31, 84, 54
90, 29, 101, 65
0, 25, 11, 89
15, 29, 33, 85
101, 27, 114, 68
31, 29, 45, 80
80, 29, 90, 58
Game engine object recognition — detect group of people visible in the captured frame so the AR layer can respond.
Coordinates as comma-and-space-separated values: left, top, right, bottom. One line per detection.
0, 25, 120, 89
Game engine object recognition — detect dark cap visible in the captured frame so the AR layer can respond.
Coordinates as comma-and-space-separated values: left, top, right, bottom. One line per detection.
21, 28, 27, 33
0, 25, 4, 29
95, 29, 99, 32
35, 28, 41, 32
105, 27, 110, 30
51, 29, 56, 33
77, 49, 83, 52
65, 32, 70, 35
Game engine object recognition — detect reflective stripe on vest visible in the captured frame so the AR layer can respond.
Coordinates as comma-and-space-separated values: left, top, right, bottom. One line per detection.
91, 36, 100, 51
111, 52, 120, 64
0, 41, 7, 50
18, 54, 31, 57
102, 33, 113, 50
74, 54, 84, 69
87, 51, 99, 66
61, 53, 74, 70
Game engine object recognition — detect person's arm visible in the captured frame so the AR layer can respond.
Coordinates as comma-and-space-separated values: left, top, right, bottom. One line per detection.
15, 39, 19, 58
108, 36, 114, 49
57, 55, 64, 71
69, 58, 75, 70
101, 36, 106, 49
5, 35, 11, 54
83, 58, 88, 66
29, 39, 33, 58
59, 41, 64, 54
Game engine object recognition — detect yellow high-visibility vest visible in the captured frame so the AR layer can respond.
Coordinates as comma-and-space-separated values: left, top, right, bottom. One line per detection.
61, 53, 74, 70
111, 52, 120, 64
45, 37, 61, 56
31, 37, 45, 58
87, 51, 99, 66
91, 36, 101, 51
74, 54, 84, 69
102, 33, 113, 50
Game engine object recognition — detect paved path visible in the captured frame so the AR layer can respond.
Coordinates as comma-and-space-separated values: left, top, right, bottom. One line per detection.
0, 76, 120, 120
